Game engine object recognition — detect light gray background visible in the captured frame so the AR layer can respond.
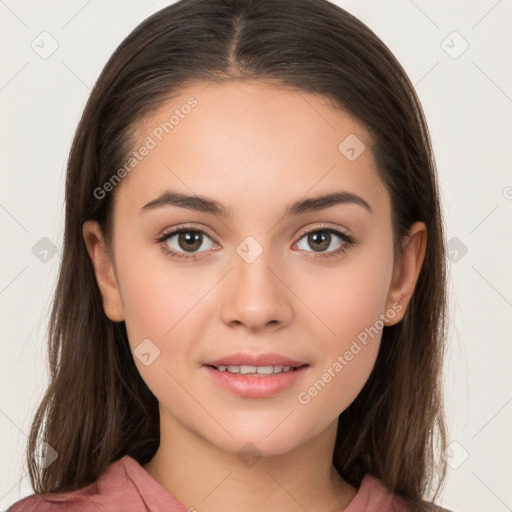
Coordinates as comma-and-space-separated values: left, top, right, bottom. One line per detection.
1, 1, 511, 511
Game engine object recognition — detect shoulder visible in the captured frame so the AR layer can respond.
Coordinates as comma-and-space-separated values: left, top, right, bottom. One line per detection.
7, 455, 188, 512
344, 474, 454, 512
6, 456, 143, 511
6, 487, 100, 512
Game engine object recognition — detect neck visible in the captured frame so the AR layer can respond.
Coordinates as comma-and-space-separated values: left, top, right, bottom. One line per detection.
142, 409, 357, 512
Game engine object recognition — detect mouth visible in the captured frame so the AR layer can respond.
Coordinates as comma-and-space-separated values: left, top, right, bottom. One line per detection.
207, 364, 306, 376
202, 353, 309, 398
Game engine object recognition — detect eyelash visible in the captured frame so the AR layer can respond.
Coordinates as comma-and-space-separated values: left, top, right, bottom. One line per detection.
156, 223, 355, 262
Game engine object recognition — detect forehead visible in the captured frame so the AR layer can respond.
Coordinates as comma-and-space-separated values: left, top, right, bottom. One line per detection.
115, 80, 390, 219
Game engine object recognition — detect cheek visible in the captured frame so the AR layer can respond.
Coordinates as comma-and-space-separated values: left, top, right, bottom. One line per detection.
300, 242, 393, 349
292, 242, 393, 417
115, 256, 207, 405
114, 245, 220, 397
336, 270, 389, 342
295, 338, 380, 432
115, 246, 207, 345
295, 273, 386, 425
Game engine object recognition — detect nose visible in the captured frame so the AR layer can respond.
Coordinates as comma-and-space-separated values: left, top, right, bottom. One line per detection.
219, 243, 294, 332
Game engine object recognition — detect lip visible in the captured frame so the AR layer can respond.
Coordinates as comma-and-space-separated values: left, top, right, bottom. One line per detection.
202, 352, 309, 398
204, 352, 307, 367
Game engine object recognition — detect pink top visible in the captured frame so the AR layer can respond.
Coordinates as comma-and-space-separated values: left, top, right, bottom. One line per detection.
7, 455, 447, 512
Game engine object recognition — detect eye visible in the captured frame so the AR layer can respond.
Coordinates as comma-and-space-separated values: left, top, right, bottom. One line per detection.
157, 225, 217, 261
157, 223, 355, 262
295, 224, 355, 259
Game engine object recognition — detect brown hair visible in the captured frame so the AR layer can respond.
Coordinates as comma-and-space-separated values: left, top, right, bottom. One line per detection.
25, 0, 448, 510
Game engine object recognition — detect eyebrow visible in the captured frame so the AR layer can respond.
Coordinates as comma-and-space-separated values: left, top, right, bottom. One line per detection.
140, 189, 373, 216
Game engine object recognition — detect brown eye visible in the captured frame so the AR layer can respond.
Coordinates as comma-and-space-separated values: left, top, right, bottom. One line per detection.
305, 231, 331, 252
297, 229, 351, 254
159, 227, 216, 259
176, 231, 204, 252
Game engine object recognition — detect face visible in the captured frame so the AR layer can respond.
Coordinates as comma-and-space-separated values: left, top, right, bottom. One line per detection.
84, 80, 425, 458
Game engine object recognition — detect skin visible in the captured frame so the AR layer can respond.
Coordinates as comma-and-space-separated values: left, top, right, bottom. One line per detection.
83, 80, 426, 512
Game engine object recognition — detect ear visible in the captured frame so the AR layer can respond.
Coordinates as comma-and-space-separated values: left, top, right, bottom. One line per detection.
384, 222, 427, 326
82, 220, 124, 322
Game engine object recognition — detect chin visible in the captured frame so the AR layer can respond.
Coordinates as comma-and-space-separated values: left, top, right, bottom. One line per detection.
192, 416, 322, 459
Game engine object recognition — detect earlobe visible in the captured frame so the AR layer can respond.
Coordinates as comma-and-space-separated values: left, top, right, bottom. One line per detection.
82, 220, 125, 322
384, 222, 427, 326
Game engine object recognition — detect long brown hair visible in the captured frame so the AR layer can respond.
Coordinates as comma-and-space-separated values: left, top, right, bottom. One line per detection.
25, 0, 448, 509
